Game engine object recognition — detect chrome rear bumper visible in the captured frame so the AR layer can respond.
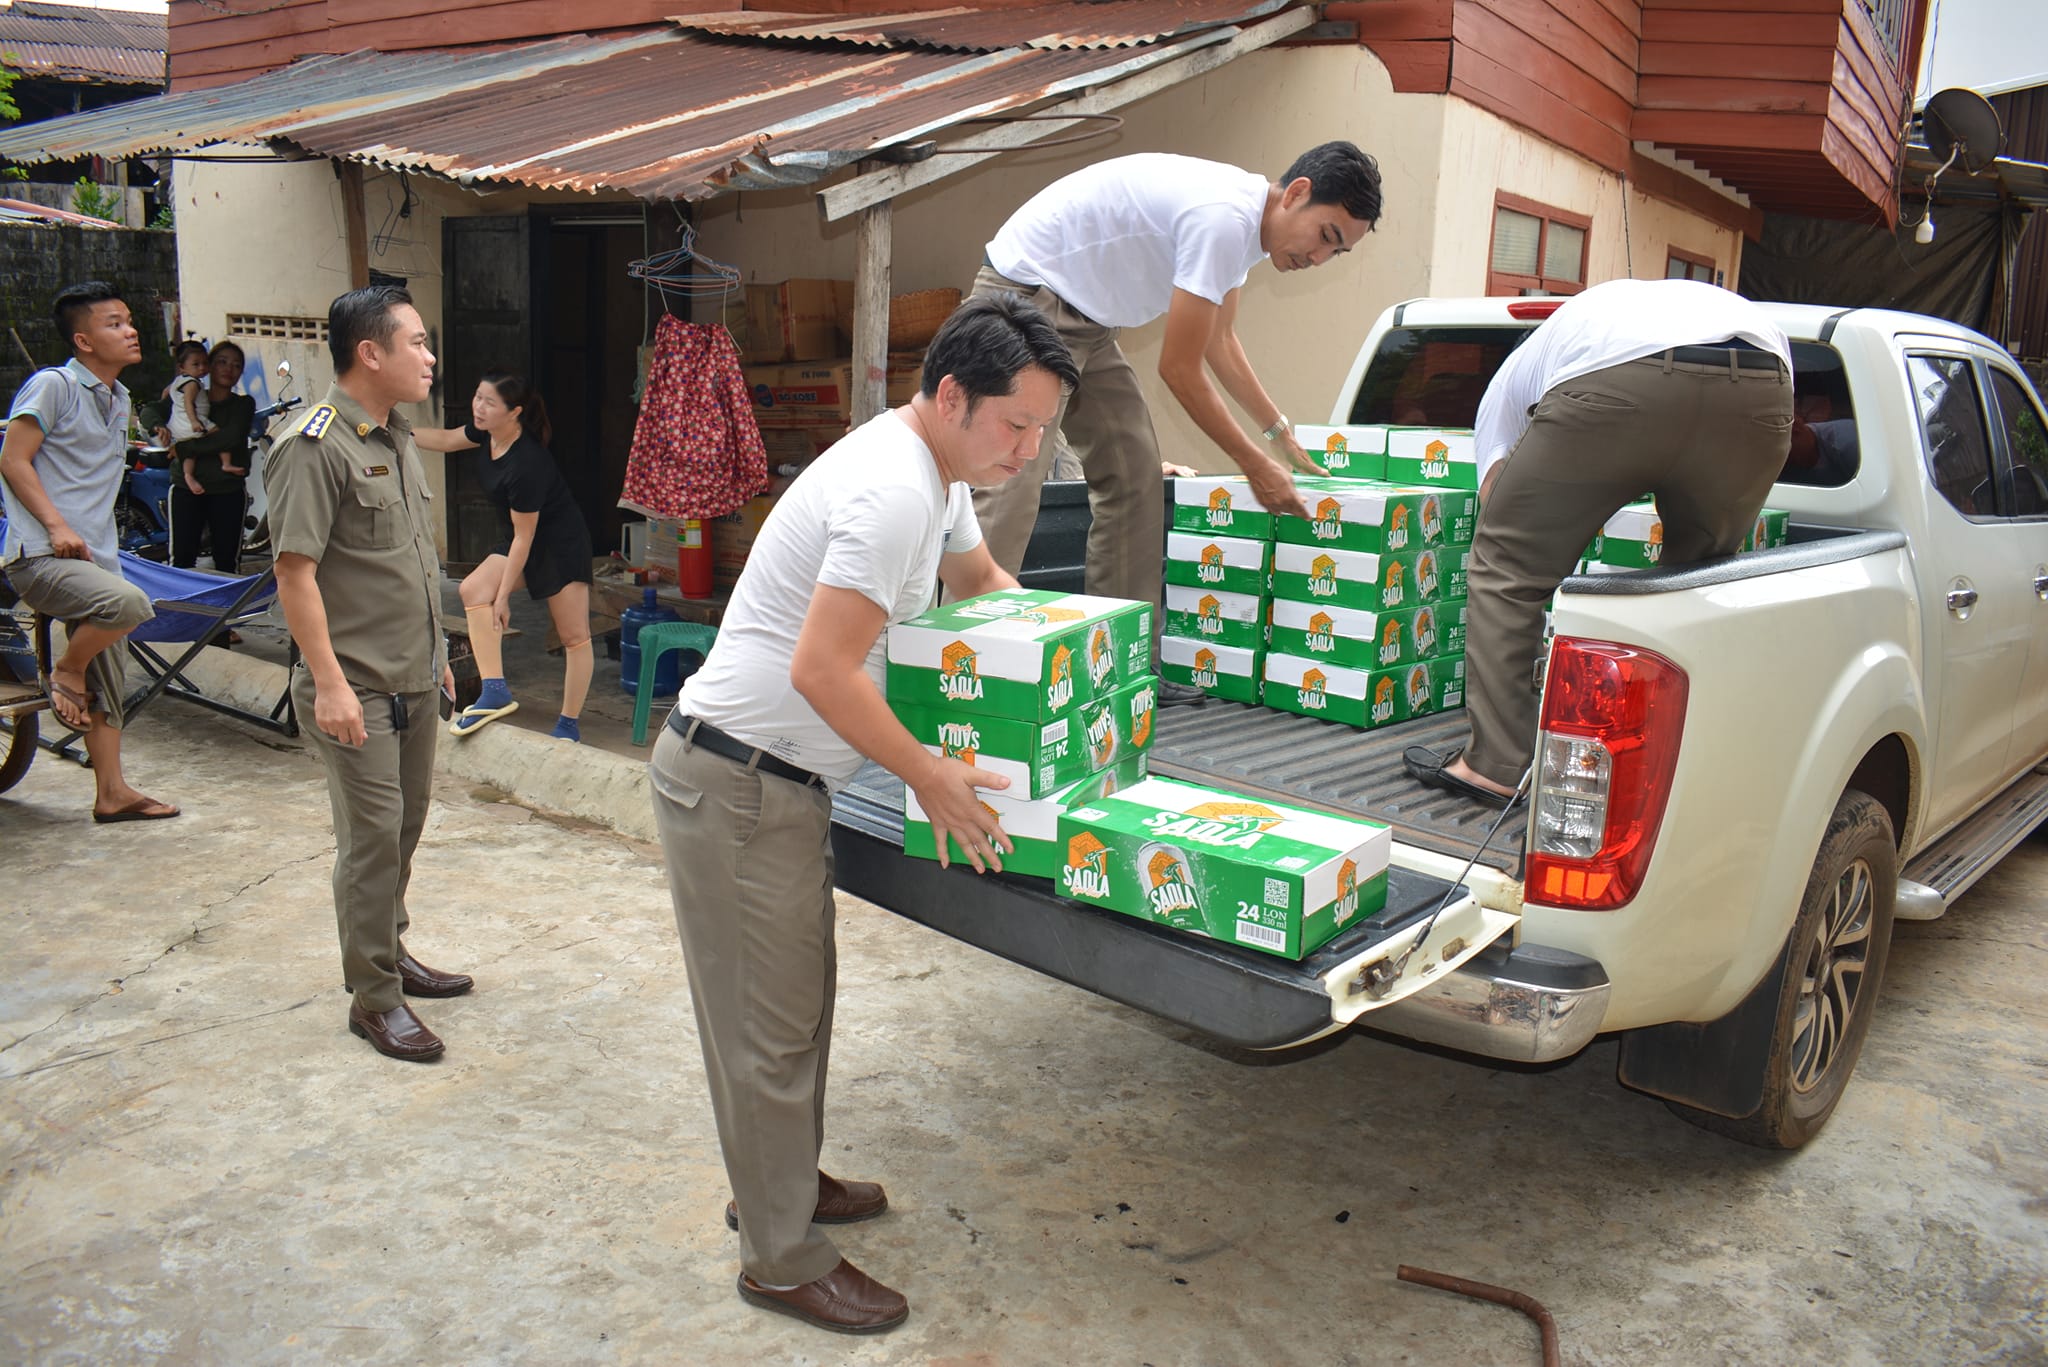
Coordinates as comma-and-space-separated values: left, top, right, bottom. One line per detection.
1364, 942, 1610, 1063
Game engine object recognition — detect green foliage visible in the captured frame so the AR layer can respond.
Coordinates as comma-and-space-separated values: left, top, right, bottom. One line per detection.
72, 177, 121, 222
0, 60, 19, 123
149, 202, 174, 231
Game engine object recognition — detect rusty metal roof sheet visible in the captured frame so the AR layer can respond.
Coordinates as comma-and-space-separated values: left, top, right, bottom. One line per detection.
0, 6, 1295, 201
668, 1, 1292, 53
0, 0, 166, 85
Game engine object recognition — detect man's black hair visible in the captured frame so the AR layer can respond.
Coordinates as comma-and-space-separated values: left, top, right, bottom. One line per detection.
1282, 142, 1383, 230
919, 294, 1080, 413
54, 280, 125, 346
328, 284, 416, 376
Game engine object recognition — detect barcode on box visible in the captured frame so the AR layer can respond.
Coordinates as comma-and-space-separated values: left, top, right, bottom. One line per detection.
1264, 877, 1290, 909
1236, 920, 1286, 951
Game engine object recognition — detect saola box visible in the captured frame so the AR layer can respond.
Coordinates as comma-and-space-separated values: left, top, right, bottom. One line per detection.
1408, 598, 1466, 660
887, 589, 1153, 723
1275, 481, 1450, 555
1159, 634, 1262, 705
1292, 424, 1388, 480
1598, 504, 1665, 568
906, 754, 1149, 879
1164, 584, 1266, 653
897, 675, 1158, 800
1056, 776, 1393, 960
1268, 597, 1407, 671
1264, 651, 1464, 729
1385, 428, 1478, 488
1171, 476, 1273, 540
1166, 531, 1271, 598
1269, 541, 1444, 613
1742, 507, 1790, 552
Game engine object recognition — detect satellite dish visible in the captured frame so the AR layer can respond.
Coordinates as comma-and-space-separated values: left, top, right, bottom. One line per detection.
1924, 88, 2004, 174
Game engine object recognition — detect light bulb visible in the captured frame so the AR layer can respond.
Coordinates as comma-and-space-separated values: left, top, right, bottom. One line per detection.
1915, 217, 1936, 245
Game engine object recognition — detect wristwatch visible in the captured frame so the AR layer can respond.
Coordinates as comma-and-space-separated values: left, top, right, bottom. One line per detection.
1261, 415, 1292, 443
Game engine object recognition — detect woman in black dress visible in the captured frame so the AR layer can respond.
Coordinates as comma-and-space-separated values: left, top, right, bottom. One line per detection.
170, 340, 253, 577
414, 372, 594, 741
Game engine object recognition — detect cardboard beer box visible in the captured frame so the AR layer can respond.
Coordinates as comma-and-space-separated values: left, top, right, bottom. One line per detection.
1166, 531, 1271, 597
1269, 541, 1442, 613
1742, 507, 1791, 552
1408, 598, 1467, 660
907, 754, 1149, 880
1436, 544, 1468, 599
1599, 503, 1665, 568
1291, 424, 1388, 480
1055, 775, 1393, 960
1159, 634, 1261, 705
1267, 597, 1403, 670
896, 674, 1157, 800
886, 589, 1153, 723
1274, 480, 1441, 556
1264, 651, 1461, 729
1403, 485, 1478, 546
1171, 475, 1272, 540
1384, 428, 1479, 489
1163, 584, 1266, 653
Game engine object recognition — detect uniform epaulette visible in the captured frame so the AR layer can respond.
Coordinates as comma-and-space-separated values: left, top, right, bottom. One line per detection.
286, 404, 338, 441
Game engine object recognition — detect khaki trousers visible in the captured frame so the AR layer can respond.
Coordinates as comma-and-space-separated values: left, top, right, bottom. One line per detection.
966, 265, 1165, 614
293, 673, 439, 1012
1463, 353, 1792, 787
649, 724, 842, 1286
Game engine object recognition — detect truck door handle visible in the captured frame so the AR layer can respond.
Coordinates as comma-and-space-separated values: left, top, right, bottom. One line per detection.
2034, 571, 2048, 600
1947, 586, 1979, 615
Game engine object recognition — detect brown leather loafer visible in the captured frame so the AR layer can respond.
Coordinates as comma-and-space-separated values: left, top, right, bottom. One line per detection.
725, 1170, 888, 1231
737, 1258, 907, 1335
396, 952, 473, 998
348, 999, 445, 1061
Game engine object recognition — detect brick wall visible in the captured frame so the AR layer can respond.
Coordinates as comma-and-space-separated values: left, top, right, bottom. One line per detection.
0, 222, 179, 407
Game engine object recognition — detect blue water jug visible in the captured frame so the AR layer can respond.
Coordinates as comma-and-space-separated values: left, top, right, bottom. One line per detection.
620, 587, 685, 697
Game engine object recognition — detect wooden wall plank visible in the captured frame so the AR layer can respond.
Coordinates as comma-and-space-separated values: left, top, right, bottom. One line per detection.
1640, 0, 1838, 11
1364, 39, 1453, 91
1639, 10, 1838, 44
1452, 43, 1632, 170
1631, 108, 1825, 149
1456, 3, 1634, 131
1472, 0, 1636, 95
1830, 48, 1900, 153
1637, 74, 1830, 114
1327, 0, 1454, 42
1820, 118, 1894, 219
1581, 0, 1642, 41
1638, 39, 1829, 80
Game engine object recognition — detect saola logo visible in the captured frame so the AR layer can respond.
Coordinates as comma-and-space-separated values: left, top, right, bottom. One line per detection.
1086, 623, 1115, 688
1645, 520, 1665, 563
939, 641, 984, 701
1412, 606, 1438, 658
935, 719, 980, 765
1405, 663, 1433, 715
1143, 799, 1287, 852
1192, 648, 1218, 689
1322, 431, 1351, 472
1197, 543, 1227, 584
1062, 832, 1112, 898
1371, 674, 1397, 724
1382, 560, 1405, 606
1420, 494, 1443, 543
1144, 845, 1199, 918
1417, 549, 1439, 599
1311, 496, 1345, 543
1084, 700, 1118, 769
1018, 606, 1086, 626
1309, 554, 1340, 599
1198, 593, 1225, 637
1334, 858, 1361, 925
1306, 610, 1335, 654
1422, 438, 1451, 480
1206, 486, 1235, 528
1387, 502, 1411, 550
1297, 667, 1329, 712
1379, 618, 1403, 666
1047, 645, 1074, 711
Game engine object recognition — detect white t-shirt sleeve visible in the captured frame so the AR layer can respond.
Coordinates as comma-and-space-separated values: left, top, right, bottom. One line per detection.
944, 483, 983, 556
1171, 202, 1260, 306
815, 481, 930, 614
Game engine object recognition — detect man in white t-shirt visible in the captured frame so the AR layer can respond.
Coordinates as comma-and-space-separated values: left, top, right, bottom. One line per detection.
1403, 278, 1793, 805
969, 143, 1382, 696
649, 295, 1079, 1336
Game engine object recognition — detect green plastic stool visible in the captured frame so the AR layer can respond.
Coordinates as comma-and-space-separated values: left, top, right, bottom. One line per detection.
631, 621, 719, 746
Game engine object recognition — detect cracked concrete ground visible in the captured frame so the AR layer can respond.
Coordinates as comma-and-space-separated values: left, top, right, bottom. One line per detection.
2, 703, 2045, 1366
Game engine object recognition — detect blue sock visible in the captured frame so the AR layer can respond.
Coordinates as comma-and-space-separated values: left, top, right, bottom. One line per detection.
473, 678, 513, 710
551, 715, 581, 743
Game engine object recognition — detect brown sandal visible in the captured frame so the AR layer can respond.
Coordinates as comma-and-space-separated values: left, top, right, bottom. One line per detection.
44, 677, 96, 730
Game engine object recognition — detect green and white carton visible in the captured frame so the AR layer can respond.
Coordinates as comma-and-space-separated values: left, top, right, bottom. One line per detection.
896, 674, 1157, 800
1598, 503, 1665, 568
1741, 507, 1790, 552
1408, 598, 1467, 660
1436, 544, 1467, 599
1269, 541, 1442, 613
1385, 428, 1479, 489
1056, 775, 1392, 959
1292, 424, 1388, 480
1164, 584, 1266, 653
886, 588, 1153, 723
1171, 475, 1273, 540
1159, 634, 1261, 705
1264, 651, 1464, 730
1274, 480, 1445, 555
1267, 596, 1405, 670
1166, 531, 1271, 597
1389, 484, 1478, 546
907, 754, 1149, 879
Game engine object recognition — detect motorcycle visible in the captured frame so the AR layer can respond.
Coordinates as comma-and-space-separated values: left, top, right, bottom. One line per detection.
115, 444, 175, 561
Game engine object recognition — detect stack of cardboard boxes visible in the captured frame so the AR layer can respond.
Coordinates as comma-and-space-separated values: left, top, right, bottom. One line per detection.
1159, 476, 1273, 705
1576, 499, 1791, 577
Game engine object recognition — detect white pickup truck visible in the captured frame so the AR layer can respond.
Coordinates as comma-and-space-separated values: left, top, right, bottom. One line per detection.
830, 297, 2048, 1151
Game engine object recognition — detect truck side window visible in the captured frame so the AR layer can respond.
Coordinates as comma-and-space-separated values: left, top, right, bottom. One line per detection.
1782, 343, 1858, 487
1908, 355, 1996, 517
1987, 368, 2048, 517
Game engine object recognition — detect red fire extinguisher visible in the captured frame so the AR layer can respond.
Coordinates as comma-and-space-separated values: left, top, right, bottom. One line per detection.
677, 518, 714, 599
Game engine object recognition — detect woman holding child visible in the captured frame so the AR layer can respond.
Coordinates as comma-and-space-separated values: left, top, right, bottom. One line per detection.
168, 340, 252, 578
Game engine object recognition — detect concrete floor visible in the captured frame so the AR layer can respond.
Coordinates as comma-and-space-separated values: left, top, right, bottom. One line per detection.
3, 692, 2046, 1365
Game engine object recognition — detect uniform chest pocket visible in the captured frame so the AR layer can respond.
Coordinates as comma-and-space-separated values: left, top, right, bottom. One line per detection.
342, 479, 408, 550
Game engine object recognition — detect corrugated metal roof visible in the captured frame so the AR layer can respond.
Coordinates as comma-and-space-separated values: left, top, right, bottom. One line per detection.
668, 1, 1292, 53
0, 0, 165, 85
0, 6, 1294, 201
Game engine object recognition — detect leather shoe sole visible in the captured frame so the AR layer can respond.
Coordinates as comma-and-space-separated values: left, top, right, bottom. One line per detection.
348, 1001, 445, 1061
397, 953, 474, 998
1402, 745, 1523, 807
726, 1173, 887, 1231
736, 1261, 908, 1335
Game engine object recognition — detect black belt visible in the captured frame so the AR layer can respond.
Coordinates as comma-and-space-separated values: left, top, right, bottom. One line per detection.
1664, 342, 1781, 371
668, 713, 827, 791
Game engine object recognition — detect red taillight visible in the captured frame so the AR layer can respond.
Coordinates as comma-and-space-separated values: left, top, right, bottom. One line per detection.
1506, 299, 1565, 320
1525, 638, 1688, 910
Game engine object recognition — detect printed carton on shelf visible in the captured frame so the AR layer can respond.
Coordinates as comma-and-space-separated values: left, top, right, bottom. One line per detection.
905, 754, 1148, 879
886, 589, 1153, 724
1170, 475, 1273, 540
1165, 530, 1272, 598
1163, 584, 1266, 654
1269, 541, 1443, 613
1263, 651, 1464, 729
1157, 634, 1261, 705
895, 675, 1158, 801
1275, 480, 1468, 555
1384, 428, 1478, 489
1291, 424, 1388, 480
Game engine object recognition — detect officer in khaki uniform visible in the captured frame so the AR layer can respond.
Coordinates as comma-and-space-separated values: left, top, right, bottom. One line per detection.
270, 285, 474, 1063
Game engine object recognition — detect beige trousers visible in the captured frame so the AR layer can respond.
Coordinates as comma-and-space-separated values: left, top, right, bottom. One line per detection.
649, 724, 842, 1286
1463, 352, 1792, 787
965, 265, 1165, 614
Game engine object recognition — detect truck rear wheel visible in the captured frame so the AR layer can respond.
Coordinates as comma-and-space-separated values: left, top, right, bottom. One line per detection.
1671, 789, 1897, 1149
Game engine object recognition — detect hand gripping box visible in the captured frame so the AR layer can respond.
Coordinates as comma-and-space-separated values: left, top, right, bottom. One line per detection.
886, 589, 1153, 724
1275, 480, 1446, 555
1166, 531, 1272, 598
1056, 776, 1393, 959
896, 674, 1157, 800
1269, 541, 1443, 613
1159, 634, 1262, 705
1170, 475, 1272, 540
1384, 429, 1479, 489
1292, 424, 1388, 480
1164, 584, 1266, 653
907, 753, 1149, 879
1268, 597, 1408, 671
1264, 651, 1464, 729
